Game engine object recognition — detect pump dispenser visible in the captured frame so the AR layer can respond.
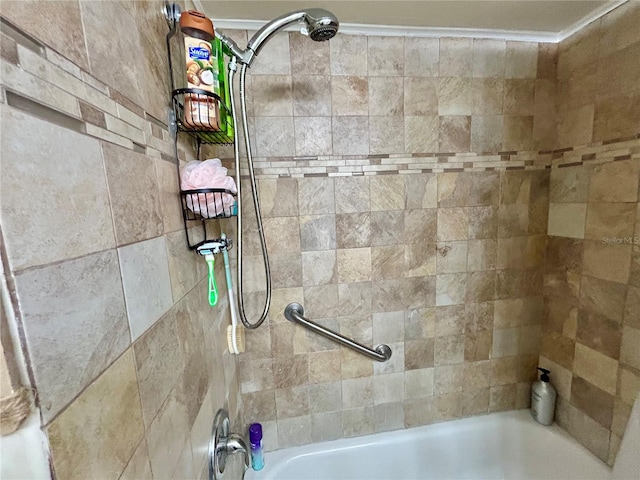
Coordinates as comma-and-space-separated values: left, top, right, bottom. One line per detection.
531, 367, 557, 426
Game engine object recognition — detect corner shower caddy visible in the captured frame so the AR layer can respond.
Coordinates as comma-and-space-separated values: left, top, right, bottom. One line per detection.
164, 3, 236, 251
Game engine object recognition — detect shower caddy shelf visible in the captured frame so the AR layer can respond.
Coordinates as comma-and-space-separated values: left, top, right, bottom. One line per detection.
165, 2, 237, 251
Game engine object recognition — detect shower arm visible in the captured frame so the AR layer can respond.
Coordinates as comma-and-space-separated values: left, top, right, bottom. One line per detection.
227, 57, 272, 330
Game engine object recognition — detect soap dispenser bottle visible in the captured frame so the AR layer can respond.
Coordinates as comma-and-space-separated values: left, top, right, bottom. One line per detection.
531, 367, 557, 426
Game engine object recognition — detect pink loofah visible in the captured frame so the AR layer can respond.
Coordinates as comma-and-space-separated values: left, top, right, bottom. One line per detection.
181, 159, 237, 217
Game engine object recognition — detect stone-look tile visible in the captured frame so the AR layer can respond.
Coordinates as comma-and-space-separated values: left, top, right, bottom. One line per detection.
1, 107, 115, 271
120, 440, 152, 480
490, 384, 516, 412
436, 273, 467, 306
47, 350, 144, 480
278, 415, 312, 448
271, 321, 307, 357
337, 248, 372, 283
438, 208, 469, 241
549, 166, 589, 203
368, 36, 404, 76
467, 239, 497, 271
273, 355, 309, 389
491, 356, 519, 386
406, 174, 437, 209
133, 309, 183, 428
371, 246, 404, 280
404, 77, 438, 116
289, 32, 330, 75
556, 105, 594, 148
470, 115, 503, 153
338, 282, 372, 316
438, 77, 472, 116
405, 243, 436, 277
473, 39, 506, 78
239, 358, 274, 394
405, 209, 437, 244
300, 214, 336, 251
505, 41, 538, 78
298, 177, 335, 215
336, 213, 371, 249
465, 330, 493, 362
438, 172, 471, 207
433, 392, 463, 421
599, 1, 640, 57
311, 412, 343, 442
332, 76, 369, 116
436, 241, 467, 274
463, 361, 492, 392
275, 386, 310, 419
374, 402, 405, 433
596, 43, 640, 101
304, 284, 339, 319
343, 406, 375, 437
370, 116, 405, 154
404, 397, 435, 427
252, 75, 293, 116
588, 159, 640, 203
165, 230, 206, 302
294, 117, 333, 156
308, 350, 341, 384
502, 115, 534, 151
243, 390, 277, 422
249, 30, 291, 74
573, 343, 618, 396
369, 77, 404, 116
537, 43, 558, 80
463, 388, 490, 416
586, 202, 636, 242
567, 405, 611, 462
583, 240, 631, 284
374, 372, 405, 404
118, 237, 172, 340
370, 175, 405, 211
302, 250, 337, 286
16, 250, 129, 424
258, 178, 299, 218
405, 308, 436, 341
308, 381, 342, 414
620, 326, 640, 370
292, 75, 332, 116
332, 116, 370, 155
439, 116, 471, 152
404, 368, 434, 399
547, 203, 587, 239
434, 335, 465, 366
504, 79, 535, 115
472, 78, 504, 115
405, 337, 435, 371
439, 38, 473, 77
335, 176, 370, 213
155, 160, 183, 234
404, 276, 436, 310
255, 116, 295, 157
405, 38, 439, 76
593, 94, 640, 143
571, 375, 615, 429
405, 115, 439, 153
466, 301, 494, 332
103, 143, 162, 246
341, 377, 374, 409
492, 328, 520, 358
330, 35, 368, 75
468, 207, 498, 239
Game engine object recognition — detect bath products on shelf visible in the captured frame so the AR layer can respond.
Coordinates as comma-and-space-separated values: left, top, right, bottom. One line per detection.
180, 10, 221, 130
249, 423, 264, 471
531, 367, 557, 426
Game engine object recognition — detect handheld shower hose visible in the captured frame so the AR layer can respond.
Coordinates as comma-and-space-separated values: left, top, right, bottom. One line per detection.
223, 9, 338, 330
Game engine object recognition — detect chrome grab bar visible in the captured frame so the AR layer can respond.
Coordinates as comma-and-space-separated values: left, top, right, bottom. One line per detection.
284, 303, 392, 362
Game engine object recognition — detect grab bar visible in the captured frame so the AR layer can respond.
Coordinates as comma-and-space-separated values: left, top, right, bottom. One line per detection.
284, 303, 392, 362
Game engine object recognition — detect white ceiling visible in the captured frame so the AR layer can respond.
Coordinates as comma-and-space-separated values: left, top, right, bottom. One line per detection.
198, 1, 621, 36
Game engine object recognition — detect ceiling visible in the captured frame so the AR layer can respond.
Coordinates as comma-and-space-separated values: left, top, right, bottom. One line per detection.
198, 1, 617, 34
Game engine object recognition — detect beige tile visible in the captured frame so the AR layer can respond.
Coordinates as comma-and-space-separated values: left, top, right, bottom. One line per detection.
505, 41, 538, 78
370, 175, 405, 211
439, 38, 473, 77
588, 159, 640, 203
405, 115, 439, 153
472, 78, 504, 114
155, 160, 183, 234
302, 250, 337, 286
304, 284, 339, 318
404, 397, 435, 427
342, 377, 374, 409
332, 76, 369, 116
276, 386, 310, 419
573, 343, 618, 395
405, 208, 437, 244
294, 117, 333, 156
405, 38, 439, 76
438, 207, 469, 241
336, 213, 371, 249
537, 43, 558, 80
374, 372, 405, 404
370, 116, 405, 154
330, 35, 368, 75
243, 391, 276, 422
405, 308, 436, 340
438, 172, 470, 207
335, 176, 370, 213
596, 43, 640, 101
404, 368, 434, 399
165, 230, 206, 302
342, 406, 374, 437
308, 381, 342, 414
372, 246, 404, 280
471, 115, 503, 153
337, 248, 372, 283
467, 239, 497, 271
549, 166, 589, 203
620, 326, 640, 370
547, 203, 587, 239
502, 115, 534, 151
292, 75, 332, 116
593, 94, 640, 143
583, 240, 631, 284
405, 173, 437, 209
369, 76, 404, 116
47, 349, 144, 480
368, 36, 404, 76
439, 116, 471, 152
255, 116, 295, 157
1, 106, 115, 271
463, 361, 492, 390
252, 75, 293, 116
503, 79, 535, 115
464, 331, 493, 362
405, 243, 437, 277
571, 375, 615, 429
118, 236, 174, 341
298, 177, 335, 215
404, 77, 438, 116
374, 402, 405, 433
567, 405, 610, 462
599, 2, 640, 57
436, 241, 468, 274
332, 116, 369, 155
278, 415, 312, 447
463, 388, 490, 416
308, 350, 341, 384
15, 250, 129, 423
490, 384, 516, 412
311, 412, 343, 442
435, 335, 465, 366
556, 105, 594, 148
289, 32, 330, 75
405, 338, 435, 370
438, 77, 472, 116
120, 440, 152, 480
273, 355, 309, 389
258, 178, 299, 218
249, 30, 291, 74
436, 273, 466, 306
585, 202, 636, 242
473, 39, 506, 78
468, 206, 498, 239
300, 214, 335, 251
492, 328, 520, 358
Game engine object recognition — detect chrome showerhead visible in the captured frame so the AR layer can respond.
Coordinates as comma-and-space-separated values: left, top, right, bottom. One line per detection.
303, 9, 339, 42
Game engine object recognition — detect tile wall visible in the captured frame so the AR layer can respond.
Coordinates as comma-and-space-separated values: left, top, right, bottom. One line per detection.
0, 1, 242, 479
541, 1, 640, 466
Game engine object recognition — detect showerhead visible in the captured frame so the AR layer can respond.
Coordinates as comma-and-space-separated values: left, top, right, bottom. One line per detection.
245, 8, 339, 60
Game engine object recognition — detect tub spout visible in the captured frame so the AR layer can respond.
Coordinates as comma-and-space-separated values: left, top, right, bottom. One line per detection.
210, 409, 251, 479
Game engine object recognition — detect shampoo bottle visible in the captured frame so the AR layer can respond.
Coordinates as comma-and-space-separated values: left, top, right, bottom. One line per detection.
249, 423, 264, 471
531, 367, 557, 426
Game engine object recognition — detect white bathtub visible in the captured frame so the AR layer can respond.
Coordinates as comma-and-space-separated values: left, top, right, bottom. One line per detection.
245, 410, 612, 480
